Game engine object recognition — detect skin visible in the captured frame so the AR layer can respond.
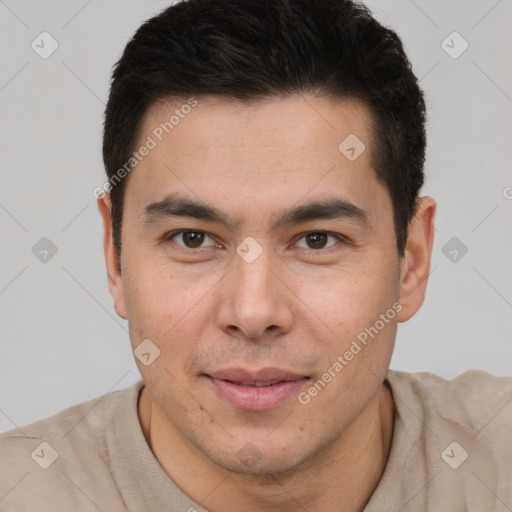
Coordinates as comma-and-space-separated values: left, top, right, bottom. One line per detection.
98, 94, 436, 511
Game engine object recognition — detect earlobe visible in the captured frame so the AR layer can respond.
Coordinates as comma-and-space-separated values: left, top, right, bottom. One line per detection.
97, 194, 128, 320
397, 196, 436, 322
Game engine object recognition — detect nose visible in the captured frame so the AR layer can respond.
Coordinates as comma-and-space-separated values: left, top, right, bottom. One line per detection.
215, 247, 294, 342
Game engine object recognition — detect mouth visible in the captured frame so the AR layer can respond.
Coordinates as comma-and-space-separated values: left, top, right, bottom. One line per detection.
204, 367, 310, 411
220, 380, 287, 387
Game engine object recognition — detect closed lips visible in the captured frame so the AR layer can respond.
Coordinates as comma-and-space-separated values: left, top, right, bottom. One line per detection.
225, 380, 283, 387
206, 367, 309, 384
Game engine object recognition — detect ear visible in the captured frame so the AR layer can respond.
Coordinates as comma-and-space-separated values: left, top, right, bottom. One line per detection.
97, 194, 128, 320
397, 196, 436, 322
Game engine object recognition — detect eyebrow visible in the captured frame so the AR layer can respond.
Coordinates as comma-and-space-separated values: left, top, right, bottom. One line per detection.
141, 193, 369, 231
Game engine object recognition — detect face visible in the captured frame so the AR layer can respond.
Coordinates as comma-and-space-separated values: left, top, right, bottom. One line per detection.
100, 94, 428, 475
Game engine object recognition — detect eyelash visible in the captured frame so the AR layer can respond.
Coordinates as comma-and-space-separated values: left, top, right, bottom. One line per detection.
163, 230, 350, 253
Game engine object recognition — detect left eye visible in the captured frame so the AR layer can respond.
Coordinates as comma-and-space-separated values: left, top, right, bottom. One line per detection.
295, 232, 341, 250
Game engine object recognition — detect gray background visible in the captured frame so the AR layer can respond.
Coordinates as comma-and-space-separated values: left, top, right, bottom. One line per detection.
1, 0, 511, 431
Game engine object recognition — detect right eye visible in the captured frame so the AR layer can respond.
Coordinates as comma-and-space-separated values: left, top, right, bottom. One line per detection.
165, 230, 219, 250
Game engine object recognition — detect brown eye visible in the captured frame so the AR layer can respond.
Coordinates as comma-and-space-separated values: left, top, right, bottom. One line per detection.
295, 232, 341, 250
182, 231, 204, 248
305, 232, 328, 249
169, 230, 215, 249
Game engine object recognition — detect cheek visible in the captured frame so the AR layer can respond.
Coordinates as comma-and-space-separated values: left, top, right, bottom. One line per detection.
294, 261, 399, 386
299, 264, 397, 331
122, 258, 212, 366
296, 269, 397, 423
121, 258, 178, 347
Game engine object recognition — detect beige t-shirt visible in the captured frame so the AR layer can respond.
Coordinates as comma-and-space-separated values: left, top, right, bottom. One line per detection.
1, 370, 511, 511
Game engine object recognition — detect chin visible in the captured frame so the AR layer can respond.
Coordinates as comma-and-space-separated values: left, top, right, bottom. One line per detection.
203, 438, 311, 476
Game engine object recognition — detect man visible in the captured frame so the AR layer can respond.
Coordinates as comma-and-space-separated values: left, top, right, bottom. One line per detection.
1, 0, 510, 510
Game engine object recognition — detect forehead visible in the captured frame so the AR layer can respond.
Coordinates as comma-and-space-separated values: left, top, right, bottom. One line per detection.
124, 94, 389, 228
141, 94, 375, 157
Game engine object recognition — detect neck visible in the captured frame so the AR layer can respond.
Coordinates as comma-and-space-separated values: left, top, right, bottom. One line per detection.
138, 382, 394, 512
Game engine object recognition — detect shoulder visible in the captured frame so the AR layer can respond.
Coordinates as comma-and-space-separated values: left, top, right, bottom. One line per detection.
0, 381, 143, 512
375, 369, 512, 509
0, 382, 135, 450
386, 369, 512, 429
364, 370, 512, 511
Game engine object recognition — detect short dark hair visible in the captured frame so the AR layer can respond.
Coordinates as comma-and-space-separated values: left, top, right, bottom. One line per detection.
103, 0, 426, 258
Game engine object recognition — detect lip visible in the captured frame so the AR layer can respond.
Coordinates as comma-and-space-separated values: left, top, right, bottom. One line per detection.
208, 367, 308, 383
205, 367, 310, 411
